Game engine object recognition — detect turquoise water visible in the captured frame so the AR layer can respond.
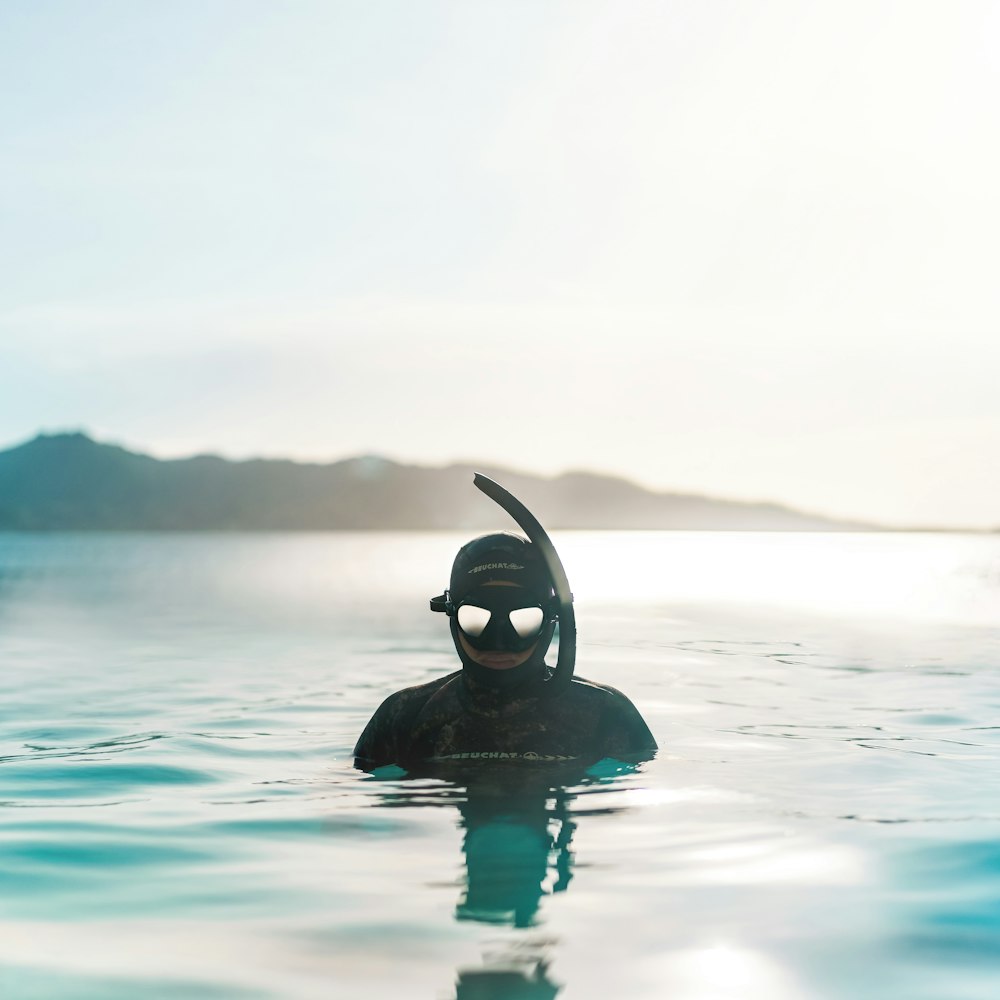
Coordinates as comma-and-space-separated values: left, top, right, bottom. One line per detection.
1, 531, 999, 999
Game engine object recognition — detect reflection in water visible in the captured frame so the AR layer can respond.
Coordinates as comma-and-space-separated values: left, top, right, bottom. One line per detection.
454, 960, 561, 1000
366, 759, 648, 1000
456, 785, 575, 928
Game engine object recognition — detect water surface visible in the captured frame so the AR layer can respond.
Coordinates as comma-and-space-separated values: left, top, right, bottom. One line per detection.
1, 531, 998, 998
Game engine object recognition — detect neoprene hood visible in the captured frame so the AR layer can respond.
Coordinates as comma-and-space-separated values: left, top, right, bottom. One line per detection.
448, 532, 555, 602
431, 532, 557, 691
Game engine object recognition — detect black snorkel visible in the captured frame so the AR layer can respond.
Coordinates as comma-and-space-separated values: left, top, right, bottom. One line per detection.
472, 474, 575, 694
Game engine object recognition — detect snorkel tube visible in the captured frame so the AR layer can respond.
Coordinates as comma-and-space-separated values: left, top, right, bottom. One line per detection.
473, 474, 576, 694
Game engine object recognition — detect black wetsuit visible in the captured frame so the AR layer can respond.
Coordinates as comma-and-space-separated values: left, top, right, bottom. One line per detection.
353, 668, 657, 770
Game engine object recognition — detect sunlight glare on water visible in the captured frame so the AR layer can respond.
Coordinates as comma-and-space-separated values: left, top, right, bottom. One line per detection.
561, 531, 1000, 625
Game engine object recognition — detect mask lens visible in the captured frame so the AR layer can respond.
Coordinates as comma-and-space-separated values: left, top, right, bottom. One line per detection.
457, 604, 492, 637
508, 606, 544, 638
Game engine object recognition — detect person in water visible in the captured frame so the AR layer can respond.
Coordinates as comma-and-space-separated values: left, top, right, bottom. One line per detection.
353, 531, 657, 770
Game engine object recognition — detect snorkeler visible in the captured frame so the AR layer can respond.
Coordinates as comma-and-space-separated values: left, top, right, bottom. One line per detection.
353, 477, 656, 770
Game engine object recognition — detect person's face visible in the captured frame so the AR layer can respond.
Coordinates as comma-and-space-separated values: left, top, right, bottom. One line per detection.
457, 581, 539, 670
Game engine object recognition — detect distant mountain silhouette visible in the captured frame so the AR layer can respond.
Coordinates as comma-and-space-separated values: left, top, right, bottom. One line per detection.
0, 432, 874, 531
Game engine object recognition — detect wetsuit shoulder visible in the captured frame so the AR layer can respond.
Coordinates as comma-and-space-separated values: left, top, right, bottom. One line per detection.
567, 675, 629, 698
353, 671, 461, 770
565, 675, 658, 755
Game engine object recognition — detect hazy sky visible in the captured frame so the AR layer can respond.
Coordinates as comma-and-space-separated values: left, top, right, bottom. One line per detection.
2, 1, 999, 528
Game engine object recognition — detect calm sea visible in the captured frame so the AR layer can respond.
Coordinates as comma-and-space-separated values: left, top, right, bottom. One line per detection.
1, 531, 998, 999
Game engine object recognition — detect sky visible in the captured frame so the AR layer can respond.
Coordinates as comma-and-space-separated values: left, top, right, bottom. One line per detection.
2, 0, 999, 528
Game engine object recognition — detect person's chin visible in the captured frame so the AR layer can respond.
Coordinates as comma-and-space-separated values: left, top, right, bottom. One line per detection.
474, 653, 524, 670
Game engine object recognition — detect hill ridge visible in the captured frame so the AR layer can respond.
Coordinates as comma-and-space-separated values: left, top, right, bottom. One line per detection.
0, 431, 873, 531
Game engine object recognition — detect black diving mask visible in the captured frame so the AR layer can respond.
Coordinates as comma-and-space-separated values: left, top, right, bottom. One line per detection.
430, 587, 555, 653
